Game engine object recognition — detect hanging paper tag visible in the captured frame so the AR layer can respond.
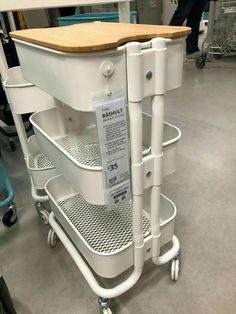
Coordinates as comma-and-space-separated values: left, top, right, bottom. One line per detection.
95, 97, 131, 208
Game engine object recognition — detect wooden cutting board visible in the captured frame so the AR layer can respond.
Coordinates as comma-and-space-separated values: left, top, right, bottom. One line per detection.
10, 22, 191, 53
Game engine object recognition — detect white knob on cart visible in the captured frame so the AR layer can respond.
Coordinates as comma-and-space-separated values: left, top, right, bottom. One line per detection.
100, 61, 115, 77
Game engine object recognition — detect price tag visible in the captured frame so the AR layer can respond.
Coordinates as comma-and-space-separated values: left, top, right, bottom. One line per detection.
95, 97, 131, 208
106, 180, 131, 208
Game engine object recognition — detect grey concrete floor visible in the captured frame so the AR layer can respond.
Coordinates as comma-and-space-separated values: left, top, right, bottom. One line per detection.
1, 57, 236, 314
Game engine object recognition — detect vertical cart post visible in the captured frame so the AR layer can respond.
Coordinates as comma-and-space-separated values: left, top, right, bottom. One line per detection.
150, 95, 164, 259
150, 38, 166, 260
126, 37, 181, 266
126, 42, 145, 269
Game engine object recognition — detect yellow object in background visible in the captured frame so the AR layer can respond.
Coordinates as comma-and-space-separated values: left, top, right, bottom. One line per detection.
17, 11, 27, 29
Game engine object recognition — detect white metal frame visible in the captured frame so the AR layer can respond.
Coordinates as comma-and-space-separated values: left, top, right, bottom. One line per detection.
50, 213, 179, 298
43, 37, 182, 298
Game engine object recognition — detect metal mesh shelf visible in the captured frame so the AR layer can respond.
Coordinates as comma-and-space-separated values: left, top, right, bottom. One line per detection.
31, 107, 180, 204
58, 193, 150, 254
55, 132, 101, 167
55, 132, 150, 168
33, 153, 54, 169
46, 174, 176, 277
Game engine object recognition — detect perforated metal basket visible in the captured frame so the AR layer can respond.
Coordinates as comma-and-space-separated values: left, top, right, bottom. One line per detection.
46, 174, 176, 278
27, 135, 57, 190
4, 66, 55, 114
31, 106, 181, 205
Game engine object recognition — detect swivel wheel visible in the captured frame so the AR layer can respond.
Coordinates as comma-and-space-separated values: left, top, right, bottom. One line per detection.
47, 228, 59, 248
170, 259, 179, 281
39, 209, 49, 224
195, 56, 206, 69
2, 203, 17, 227
35, 202, 49, 224
98, 298, 113, 314
170, 250, 181, 281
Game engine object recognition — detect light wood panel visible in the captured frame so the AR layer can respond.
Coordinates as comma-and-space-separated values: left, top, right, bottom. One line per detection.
11, 22, 191, 53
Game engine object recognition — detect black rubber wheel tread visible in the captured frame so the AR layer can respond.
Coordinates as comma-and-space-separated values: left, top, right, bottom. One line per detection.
195, 57, 206, 69
2, 209, 17, 227
213, 54, 222, 60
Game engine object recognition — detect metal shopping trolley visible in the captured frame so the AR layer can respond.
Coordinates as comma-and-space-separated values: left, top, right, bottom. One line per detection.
196, 0, 236, 68
10, 22, 190, 313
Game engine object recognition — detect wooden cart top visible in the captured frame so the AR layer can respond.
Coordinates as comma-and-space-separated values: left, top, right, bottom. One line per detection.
10, 22, 191, 53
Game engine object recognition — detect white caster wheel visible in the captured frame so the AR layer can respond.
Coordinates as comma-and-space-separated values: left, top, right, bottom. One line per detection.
174, 259, 179, 281
170, 259, 179, 281
103, 308, 113, 314
47, 228, 58, 248
170, 259, 176, 281
35, 202, 49, 225
39, 209, 49, 224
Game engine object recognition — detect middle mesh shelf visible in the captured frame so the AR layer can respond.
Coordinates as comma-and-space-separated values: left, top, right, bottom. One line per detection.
30, 105, 181, 205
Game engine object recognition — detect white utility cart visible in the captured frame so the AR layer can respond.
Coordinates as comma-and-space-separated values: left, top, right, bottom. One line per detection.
10, 22, 190, 313
0, 0, 131, 224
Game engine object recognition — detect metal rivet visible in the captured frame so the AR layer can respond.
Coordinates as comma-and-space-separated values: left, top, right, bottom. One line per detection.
105, 86, 112, 96
146, 171, 152, 178
146, 71, 152, 80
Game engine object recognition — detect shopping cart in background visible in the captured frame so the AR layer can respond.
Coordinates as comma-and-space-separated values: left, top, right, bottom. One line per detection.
196, 0, 236, 68
0, 149, 17, 227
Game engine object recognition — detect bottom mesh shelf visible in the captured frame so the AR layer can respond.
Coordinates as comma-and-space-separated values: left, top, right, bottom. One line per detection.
47, 174, 176, 277
58, 193, 150, 254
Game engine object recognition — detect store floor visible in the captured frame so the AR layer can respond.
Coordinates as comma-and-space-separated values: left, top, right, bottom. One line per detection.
0, 57, 236, 314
